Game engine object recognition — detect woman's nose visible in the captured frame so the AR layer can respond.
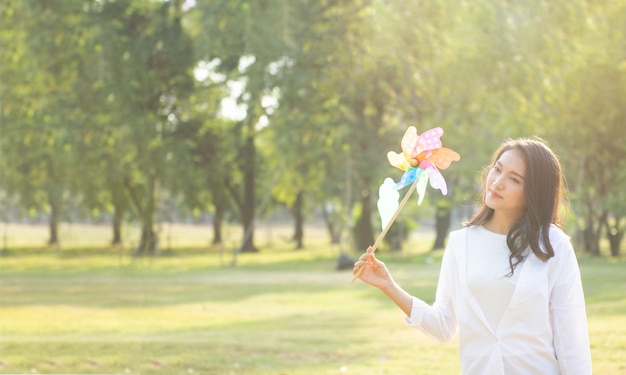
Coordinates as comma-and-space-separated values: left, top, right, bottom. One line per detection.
492, 176, 504, 189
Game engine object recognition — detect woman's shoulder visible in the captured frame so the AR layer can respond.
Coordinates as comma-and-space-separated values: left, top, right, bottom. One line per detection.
450, 225, 482, 236
546, 224, 572, 247
445, 226, 486, 258
448, 226, 476, 245
544, 224, 578, 262
449, 226, 469, 238
544, 225, 581, 277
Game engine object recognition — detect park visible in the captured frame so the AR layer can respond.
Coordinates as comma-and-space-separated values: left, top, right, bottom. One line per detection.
1, 0, 625, 374
0, 222, 624, 374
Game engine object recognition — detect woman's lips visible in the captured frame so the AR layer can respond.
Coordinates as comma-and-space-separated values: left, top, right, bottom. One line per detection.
488, 189, 503, 199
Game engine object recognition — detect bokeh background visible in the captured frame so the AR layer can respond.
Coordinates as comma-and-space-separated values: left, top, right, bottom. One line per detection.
1, 1, 625, 374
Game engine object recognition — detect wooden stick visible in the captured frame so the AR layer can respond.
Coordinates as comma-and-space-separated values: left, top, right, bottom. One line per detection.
351, 180, 418, 283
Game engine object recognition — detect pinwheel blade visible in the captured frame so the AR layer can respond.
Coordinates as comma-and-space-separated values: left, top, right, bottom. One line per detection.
377, 178, 400, 230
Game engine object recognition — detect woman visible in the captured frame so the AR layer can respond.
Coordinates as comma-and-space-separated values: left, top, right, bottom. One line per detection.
353, 138, 592, 374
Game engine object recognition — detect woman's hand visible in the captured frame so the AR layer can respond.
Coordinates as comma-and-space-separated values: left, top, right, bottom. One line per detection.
352, 246, 394, 290
353, 246, 414, 316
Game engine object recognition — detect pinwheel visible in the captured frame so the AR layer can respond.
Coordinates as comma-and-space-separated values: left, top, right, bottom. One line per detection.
352, 126, 460, 283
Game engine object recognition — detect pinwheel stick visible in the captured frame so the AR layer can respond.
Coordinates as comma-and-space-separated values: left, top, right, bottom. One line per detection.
351, 180, 418, 283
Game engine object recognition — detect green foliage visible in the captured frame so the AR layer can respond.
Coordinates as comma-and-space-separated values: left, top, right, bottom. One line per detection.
1, 0, 626, 254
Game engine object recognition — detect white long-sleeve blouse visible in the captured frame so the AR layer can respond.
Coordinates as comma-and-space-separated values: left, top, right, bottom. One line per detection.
405, 225, 592, 374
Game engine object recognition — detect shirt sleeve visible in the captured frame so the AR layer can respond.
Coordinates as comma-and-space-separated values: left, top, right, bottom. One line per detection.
549, 238, 592, 374
405, 234, 459, 342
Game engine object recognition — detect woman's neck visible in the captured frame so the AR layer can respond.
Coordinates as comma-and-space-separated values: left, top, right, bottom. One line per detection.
484, 211, 521, 234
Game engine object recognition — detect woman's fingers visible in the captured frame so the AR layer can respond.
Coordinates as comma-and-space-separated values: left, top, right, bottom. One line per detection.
354, 252, 379, 271
352, 247, 384, 278
353, 258, 368, 270
359, 247, 376, 260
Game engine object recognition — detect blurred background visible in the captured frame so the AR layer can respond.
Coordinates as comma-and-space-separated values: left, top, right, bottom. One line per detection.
1, 1, 626, 374
1, 0, 625, 257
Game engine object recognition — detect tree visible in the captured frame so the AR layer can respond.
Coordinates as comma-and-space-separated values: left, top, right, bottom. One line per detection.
262, 1, 365, 249
0, 0, 95, 245
192, 0, 293, 252
94, 0, 195, 255
545, 1, 626, 255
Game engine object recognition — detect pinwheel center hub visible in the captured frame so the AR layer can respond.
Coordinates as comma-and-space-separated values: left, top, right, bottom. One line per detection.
409, 158, 420, 167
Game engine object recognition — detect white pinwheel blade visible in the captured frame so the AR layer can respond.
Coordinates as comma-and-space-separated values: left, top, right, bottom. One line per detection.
377, 178, 400, 230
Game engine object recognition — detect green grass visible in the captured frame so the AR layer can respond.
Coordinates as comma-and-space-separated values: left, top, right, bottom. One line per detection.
0, 223, 625, 374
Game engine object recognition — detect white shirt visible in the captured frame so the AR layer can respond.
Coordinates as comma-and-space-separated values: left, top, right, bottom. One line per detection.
466, 226, 523, 330
405, 225, 592, 374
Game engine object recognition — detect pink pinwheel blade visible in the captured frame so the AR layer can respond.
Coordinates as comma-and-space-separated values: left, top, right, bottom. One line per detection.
416, 127, 444, 154
424, 163, 448, 195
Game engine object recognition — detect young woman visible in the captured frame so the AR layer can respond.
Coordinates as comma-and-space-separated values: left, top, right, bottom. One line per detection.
353, 138, 592, 374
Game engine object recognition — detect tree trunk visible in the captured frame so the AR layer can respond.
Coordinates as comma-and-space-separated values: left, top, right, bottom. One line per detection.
386, 219, 403, 253
112, 208, 123, 246
126, 173, 158, 256
432, 201, 452, 250
354, 188, 374, 251
48, 207, 60, 246
321, 203, 341, 244
135, 222, 158, 256
240, 134, 258, 252
292, 190, 304, 249
211, 180, 229, 245
212, 199, 224, 245
607, 228, 622, 257
111, 185, 125, 246
48, 190, 61, 245
583, 209, 606, 256
582, 225, 600, 255
605, 215, 623, 257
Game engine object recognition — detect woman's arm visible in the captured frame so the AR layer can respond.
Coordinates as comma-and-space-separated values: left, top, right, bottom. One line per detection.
549, 240, 592, 374
353, 248, 413, 315
354, 243, 459, 342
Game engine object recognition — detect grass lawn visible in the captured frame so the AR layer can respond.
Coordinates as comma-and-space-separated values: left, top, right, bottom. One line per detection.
0, 223, 625, 374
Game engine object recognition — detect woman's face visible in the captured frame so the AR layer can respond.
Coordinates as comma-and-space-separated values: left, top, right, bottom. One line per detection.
485, 149, 527, 217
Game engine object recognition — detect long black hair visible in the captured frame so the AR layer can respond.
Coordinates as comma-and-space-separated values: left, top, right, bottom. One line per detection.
465, 138, 565, 275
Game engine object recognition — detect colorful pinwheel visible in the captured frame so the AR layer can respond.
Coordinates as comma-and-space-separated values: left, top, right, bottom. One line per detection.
352, 126, 460, 283
386, 126, 460, 201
